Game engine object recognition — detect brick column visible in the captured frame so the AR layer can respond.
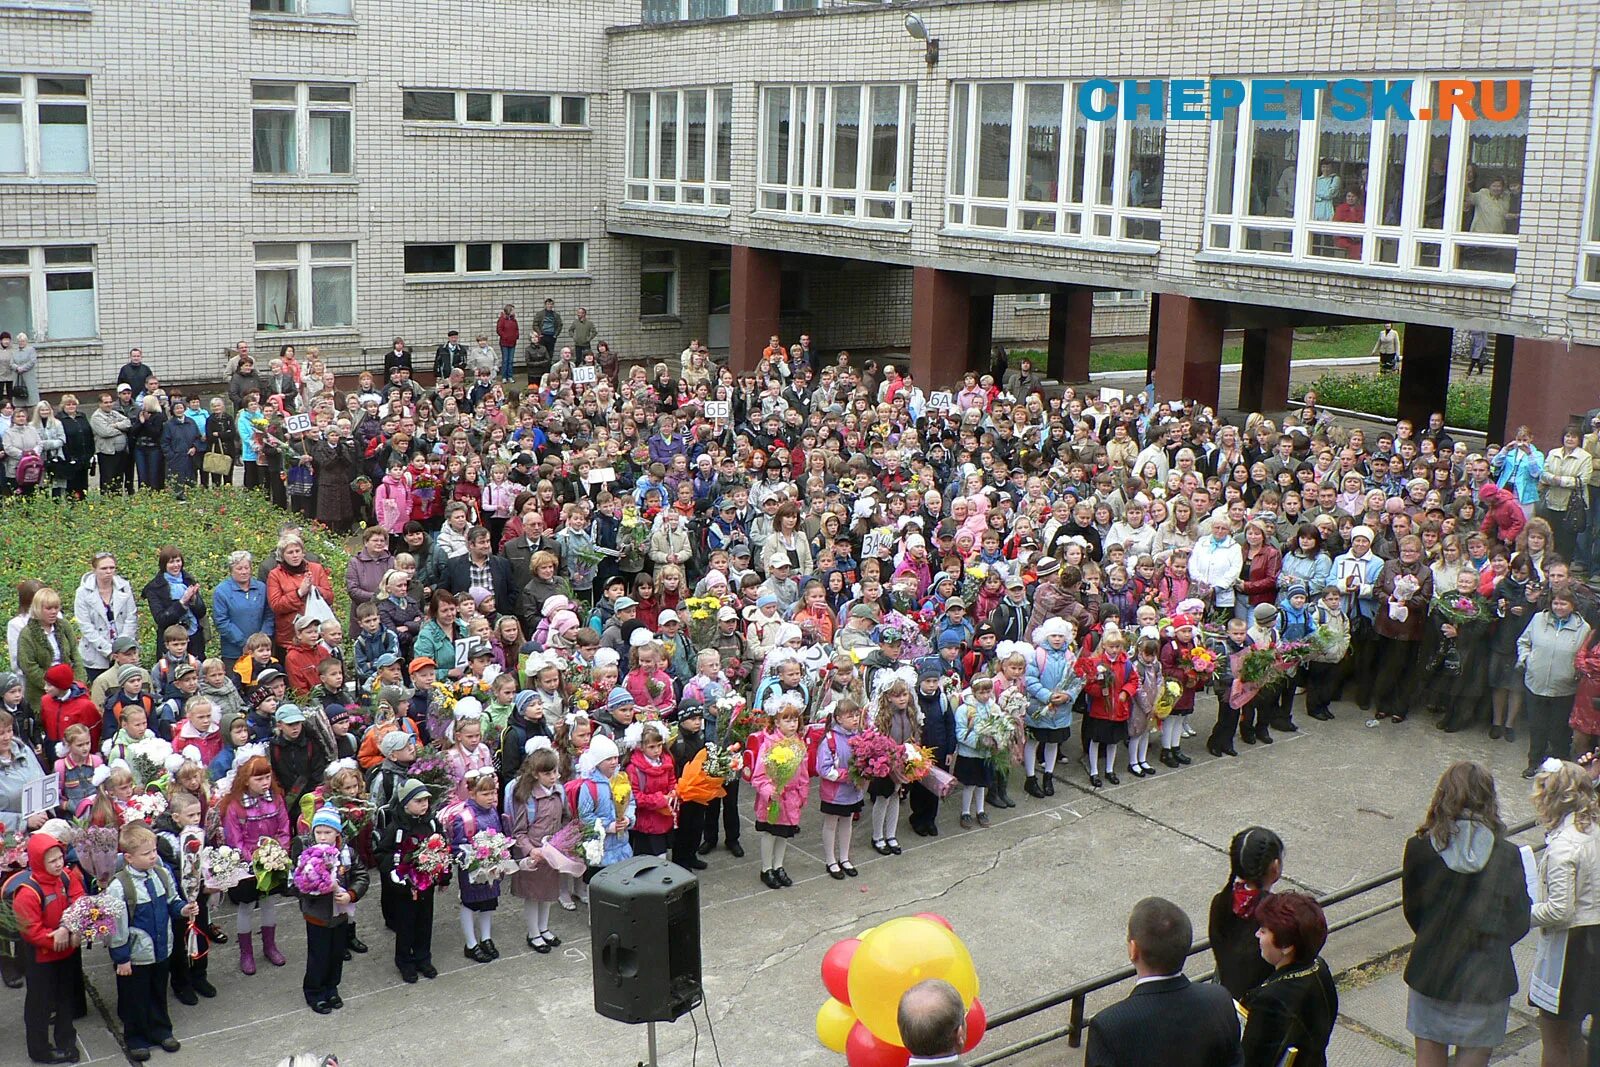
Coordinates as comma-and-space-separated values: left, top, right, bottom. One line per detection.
728, 245, 781, 373
1236, 327, 1293, 413
1150, 294, 1225, 406
910, 267, 972, 389
1396, 323, 1452, 430
1048, 288, 1093, 384
1503, 337, 1600, 444
968, 292, 994, 376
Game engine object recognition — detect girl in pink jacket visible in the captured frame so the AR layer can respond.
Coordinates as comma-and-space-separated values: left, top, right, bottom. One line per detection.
752, 696, 811, 890
622, 641, 676, 719
219, 753, 293, 974
374, 459, 411, 538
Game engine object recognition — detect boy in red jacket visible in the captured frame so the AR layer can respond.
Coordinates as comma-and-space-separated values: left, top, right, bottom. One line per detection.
12, 832, 88, 1063
41, 663, 100, 754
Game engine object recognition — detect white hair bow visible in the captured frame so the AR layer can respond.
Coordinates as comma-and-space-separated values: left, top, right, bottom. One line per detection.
234, 742, 268, 764
622, 721, 646, 752
181, 745, 202, 765
1540, 757, 1567, 775
91, 764, 112, 788
324, 758, 358, 778
463, 766, 497, 783
525, 736, 554, 756
454, 697, 484, 719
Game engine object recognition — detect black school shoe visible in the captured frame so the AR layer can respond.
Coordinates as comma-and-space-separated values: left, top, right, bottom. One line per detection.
191, 977, 217, 998
400, 968, 419, 984
172, 987, 198, 1007
417, 962, 438, 979
311, 1001, 333, 1015
347, 934, 368, 954
774, 867, 793, 887
726, 840, 745, 858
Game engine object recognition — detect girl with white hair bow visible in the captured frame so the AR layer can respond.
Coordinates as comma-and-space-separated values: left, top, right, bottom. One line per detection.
444, 700, 494, 803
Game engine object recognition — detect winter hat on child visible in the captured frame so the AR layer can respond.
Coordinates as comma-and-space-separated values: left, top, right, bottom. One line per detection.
311, 807, 344, 835
396, 778, 430, 809
579, 733, 620, 776
607, 687, 636, 711
1253, 602, 1280, 624
44, 664, 76, 690
378, 729, 414, 757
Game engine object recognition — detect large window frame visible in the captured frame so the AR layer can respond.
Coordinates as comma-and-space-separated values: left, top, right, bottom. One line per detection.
757, 83, 915, 225
0, 244, 98, 341
1204, 75, 1528, 284
251, 81, 353, 179
639, 249, 679, 318
402, 241, 589, 280
642, 0, 816, 22
1577, 78, 1600, 294
254, 241, 355, 334
625, 88, 733, 210
945, 80, 1165, 250
0, 73, 91, 179
401, 88, 588, 129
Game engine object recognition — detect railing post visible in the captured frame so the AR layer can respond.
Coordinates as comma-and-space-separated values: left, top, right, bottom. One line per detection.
1067, 995, 1085, 1047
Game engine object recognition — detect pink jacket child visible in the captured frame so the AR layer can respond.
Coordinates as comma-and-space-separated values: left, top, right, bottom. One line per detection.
221, 788, 293, 860
623, 667, 677, 718
752, 729, 812, 829
445, 739, 495, 803
625, 748, 679, 837
375, 472, 411, 536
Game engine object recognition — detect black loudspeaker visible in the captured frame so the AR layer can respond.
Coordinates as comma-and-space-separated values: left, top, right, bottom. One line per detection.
590, 856, 704, 1024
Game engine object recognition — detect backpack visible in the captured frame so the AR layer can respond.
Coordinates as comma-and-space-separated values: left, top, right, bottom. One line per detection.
439, 800, 478, 843
563, 777, 601, 818
15, 451, 44, 488
0, 871, 55, 963
803, 723, 832, 777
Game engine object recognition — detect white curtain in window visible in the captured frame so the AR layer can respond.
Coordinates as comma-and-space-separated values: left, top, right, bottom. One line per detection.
44, 275, 95, 338
0, 105, 23, 173
305, 0, 351, 13
0, 276, 32, 335
39, 104, 89, 172
256, 268, 295, 329
311, 265, 352, 327
309, 111, 350, 174
253, 111, 295, 174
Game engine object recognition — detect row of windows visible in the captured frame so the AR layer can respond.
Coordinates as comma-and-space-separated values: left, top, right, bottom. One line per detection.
402, 241, 588, 278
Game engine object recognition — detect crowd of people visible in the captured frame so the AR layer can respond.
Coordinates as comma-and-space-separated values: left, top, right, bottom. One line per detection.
2, 317, 1599, 1063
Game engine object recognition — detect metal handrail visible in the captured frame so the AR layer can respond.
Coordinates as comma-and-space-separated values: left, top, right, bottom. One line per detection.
969, 817, 1542, 1065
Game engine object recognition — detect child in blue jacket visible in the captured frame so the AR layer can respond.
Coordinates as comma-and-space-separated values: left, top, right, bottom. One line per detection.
106, 822, 197, 1061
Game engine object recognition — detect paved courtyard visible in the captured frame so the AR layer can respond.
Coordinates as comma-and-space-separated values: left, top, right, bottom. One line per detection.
0, 696, 1551, 1066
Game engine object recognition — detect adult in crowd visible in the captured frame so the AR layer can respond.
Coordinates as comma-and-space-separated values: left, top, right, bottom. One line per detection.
212, 550, 272, 662
0, 707, 47, 833
895, 979, 967, 1067
73, 552, 139, 682
141, 545, 208, 662
1528, 759, 1600, 1065
496, 304, 519, 383
345, 527, 395, 623
1401, 761, 1531, 1067
443, 525, 515, 608
228, 355, 264, 416
1520, 590, 1592, 777
56, 395, 95, 499
15, 588, 82, 702
265, 534, 334, 653
129, 395, 167, 492
1239, 892, 1337, 1067
415, 589, 468, 681
3, 403, 42, 494
1210, 826, 1286, 999
1085, 897, 1243, 1067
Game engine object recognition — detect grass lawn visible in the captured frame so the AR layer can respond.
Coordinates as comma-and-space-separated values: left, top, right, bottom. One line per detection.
1013, 323, 1385, 375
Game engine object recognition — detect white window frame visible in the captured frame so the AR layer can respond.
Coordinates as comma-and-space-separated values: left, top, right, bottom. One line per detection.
402, 240, 589, 280
624, 88, 733, 211
251, 81, 354, 180
253, 240, 355, 335
1576, 77, 1600, 296
0, 0, 91, 12
249, 0, 353, 18
640, 249, 680, 318
757, 83, 916, 227
944, 80, 1163, 252
1204, 74, 1525, 286
643, 0, 816, 22
0, 72, 92, 179
0, 244, 98, 341
400, 88, 588, 130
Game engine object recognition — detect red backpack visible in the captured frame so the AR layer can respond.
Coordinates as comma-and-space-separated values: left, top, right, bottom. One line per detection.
14, 452, 44, 489
803, 722, 831, 776
564, 777, 602, 818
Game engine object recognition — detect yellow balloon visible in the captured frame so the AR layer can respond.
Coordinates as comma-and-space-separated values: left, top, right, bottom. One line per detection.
815, 997, 856, 1053
847, 917, 980, 1044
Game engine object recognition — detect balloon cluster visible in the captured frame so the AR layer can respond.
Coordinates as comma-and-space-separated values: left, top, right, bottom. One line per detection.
814, 913, 986, 1067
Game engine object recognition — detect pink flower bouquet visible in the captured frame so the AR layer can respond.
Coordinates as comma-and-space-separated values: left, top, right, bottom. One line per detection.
291, 843, 341, 896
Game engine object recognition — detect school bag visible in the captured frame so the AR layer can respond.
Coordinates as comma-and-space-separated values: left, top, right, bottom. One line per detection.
14, 451, 44, 489
563, 777, 602, 817
803, 723, 833, 777
1, 870, 56, 964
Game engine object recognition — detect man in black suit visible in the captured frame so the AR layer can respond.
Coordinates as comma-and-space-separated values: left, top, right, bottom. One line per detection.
1085, 898, 1243, 1067
897, 979, 967, 1066
441, 526, 514, 608
435, 330, 468, 383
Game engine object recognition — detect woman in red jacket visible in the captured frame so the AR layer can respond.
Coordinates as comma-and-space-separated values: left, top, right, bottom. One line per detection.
14, 832, 88, 1062
265, 536, 333, 657
1238, 519, 1283, 608
1076, 624, 1139, 789
625, 723, 679, 858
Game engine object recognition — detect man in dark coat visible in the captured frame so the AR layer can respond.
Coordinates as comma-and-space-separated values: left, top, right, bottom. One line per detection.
442, 526, 514, 608
310, 430, 359, 534
1085, 897, 1243, 1067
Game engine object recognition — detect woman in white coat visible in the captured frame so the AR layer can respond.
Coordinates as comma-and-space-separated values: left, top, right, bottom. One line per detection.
1189, 514, 1245, 618
1529, 759, 1600, 1066
73, 552, 140, 677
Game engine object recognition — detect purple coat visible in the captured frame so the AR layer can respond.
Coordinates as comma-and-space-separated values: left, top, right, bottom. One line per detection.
447, 799, 504, 904
815, 723, 864, 806
345, 548, 394, 609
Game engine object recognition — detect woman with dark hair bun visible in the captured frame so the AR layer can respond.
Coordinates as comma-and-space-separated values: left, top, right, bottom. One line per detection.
1210, 826, 1286, 999
1240, 892, 1338, 1067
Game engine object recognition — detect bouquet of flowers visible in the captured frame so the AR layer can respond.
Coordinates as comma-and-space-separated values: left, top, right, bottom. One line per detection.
714, 696, 763, 753
674, 748, 729, 806
251, 837, 291, 893
1274, 640, 1312, 671
534, 819, 595, 878
396, 833, 452, 895
125, 737, 174, 789
974, 711, 1018, 770
459, 829, 518, 885
701, 742, 742, 782
959, 563, 991, 606
1152, 679, 1183, 721
60, 894, 125, 948
201, 845, 248, 891
1431, 593, 1483, 627
1307, 622, 1349, 664
617, 505, 650, 568
1236, 647, 1293, 691
1179, 645, 1219, 684
880, 611, 932, 662
409, 743, 458, 801
291, 843, 342, 896
121, 791, 167, 825
760, 739, 804, 822
896, 743, 935, 784
74, 824, 120, 886
582, 819, 607, 866
848, 730, 902, 783
0, 829, 26, 872
609, 771, 633, 811
684, 595, 724, 648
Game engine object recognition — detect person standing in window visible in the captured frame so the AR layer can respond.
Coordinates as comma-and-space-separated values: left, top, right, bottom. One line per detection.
1312, 160, 1342, 222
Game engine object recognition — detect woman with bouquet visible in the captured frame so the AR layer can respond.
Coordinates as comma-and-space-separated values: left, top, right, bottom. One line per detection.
1076, 624, 1140, 788
15, 831, 88, 1064
1421, 569, 1492, 733
290, 807, 369, 1014
218, 753, 292, 975
815, 698, 869, 879
869, 679, 921, 857
752, 695, 810, 890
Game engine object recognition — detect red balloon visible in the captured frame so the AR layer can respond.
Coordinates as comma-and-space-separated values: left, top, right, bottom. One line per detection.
821, 938, 861, 1005
846, 1022, 911, 1067
963, 999, 988, 1052
913, 912, 955, 931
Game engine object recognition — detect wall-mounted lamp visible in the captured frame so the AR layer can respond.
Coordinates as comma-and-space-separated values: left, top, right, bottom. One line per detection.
903, 13, 939, 67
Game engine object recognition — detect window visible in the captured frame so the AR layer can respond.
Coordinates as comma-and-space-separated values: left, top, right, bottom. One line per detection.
758, 83, 915, 223
255, 241, 354, 332
625, 88, 733, 208
252, 82, 352, 178
1580, 80, 1600, 289
0, 74, 90, 178
640, 249, 678, 317
402, 89, 588, 129
401, 241, 588, 278
1206, 76, 1528, 280
945, 81, 1164, 246
642, 0, 813, 20
0, 245, 97, 340
250, 0, 352, 16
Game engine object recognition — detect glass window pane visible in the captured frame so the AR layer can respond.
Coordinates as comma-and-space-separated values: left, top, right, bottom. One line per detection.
629, 94, 650, 182
1021, 84, 1061, 204
1212, 106, 1238, 214
404, 245, 455, 274
688, 0, 726, 15
310, 265, 353, 327
559, 242, 585, 270
1421, 90, 1451, 229
0, 103, 22, 173
252, 109, 296, 174
714, 89, 732, 183
309, 110, 350, 174
255, 268, 298, 330
655, 92, 678, 181
0, 275, 31, 336
252, 84, 297, 102
1455, 244, 1517, 274
763, 88, 789, 186
1463, 79, 1528, 236
39, 104, 89, 173
976, 83, 1012, 199
308, 85, 350, 103
831, 86, 860, 191
1094, 85, 1119, 206
403, 91, 456, 122
0, 248, 28, 265
504, 95, 549, 125
461, 244, 490, 272
502, 243, 549, 272
562, 97, 586, 126
642, 250, 676, 269
252, 0, 297, 11
684, 90, 707, 182
868, 86, 899, 193
43, 246, 91, 264
949, 84, 969, 197
36, 78, 86, 97
1247, 85, 1301, 218
304, 0, 352, 14
1125, 84, 1164, 210
640, 272, 673, 316
1377, 116, 1409, 226
465, 94, 493, 123
310, 242, 351, 258
1313, 83, 1369, 226
739, 0, 774, 12
44, 271, 94, 338
0, 78, 22, 96
642, 0, 678, 21
255, 242, 298, 263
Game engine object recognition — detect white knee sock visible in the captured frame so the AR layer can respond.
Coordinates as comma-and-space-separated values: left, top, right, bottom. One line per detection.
773, 837, 789, 869
1023, 743, 1038, 776
524, 900, 542, 939
460, 906, 477, 947
821, 814, 841, 865
962, 785, 980, 815
1131, 734, 1148, 767
475, 912, 493, 943
883, 796, 900, 840
258, 895, 277, 930
237, 901, 255, 937
1043, 742, 1060, 774
833, 814, 854, 862
1105, 744, 1119, 774
1088, 741, 1100, 775
760, 833, 776, 871
536, 900, 552, 936
870, 798, 890, 841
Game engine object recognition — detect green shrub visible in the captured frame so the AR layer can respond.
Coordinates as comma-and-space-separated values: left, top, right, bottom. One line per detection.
1300, 371, 1491, 432
0, 487, 350, 667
